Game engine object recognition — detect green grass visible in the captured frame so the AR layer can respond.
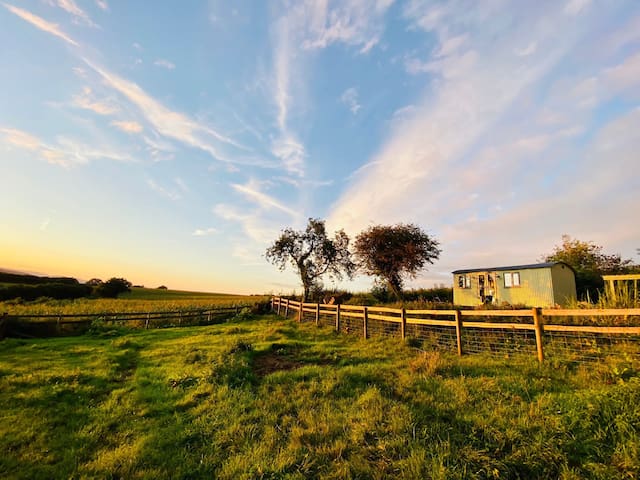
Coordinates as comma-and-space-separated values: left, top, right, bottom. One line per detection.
1, 316, 639, 479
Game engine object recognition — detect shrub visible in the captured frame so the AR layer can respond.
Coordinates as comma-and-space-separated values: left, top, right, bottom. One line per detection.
94, 278, 132, 298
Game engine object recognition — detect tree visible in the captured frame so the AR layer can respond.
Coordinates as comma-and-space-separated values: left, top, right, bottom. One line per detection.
95, 277, 132, 298
265, 218, 355, 302
354, 223, 441, 300
543, 235, 634, 300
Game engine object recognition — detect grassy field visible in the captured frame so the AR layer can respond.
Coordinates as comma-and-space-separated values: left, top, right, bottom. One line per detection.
0, 287, 268, 315
1, 315, 639, 479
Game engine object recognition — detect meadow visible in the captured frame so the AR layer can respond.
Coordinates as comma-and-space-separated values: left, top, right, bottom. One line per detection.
0, 287, 268, 315
1, 314, 639, 479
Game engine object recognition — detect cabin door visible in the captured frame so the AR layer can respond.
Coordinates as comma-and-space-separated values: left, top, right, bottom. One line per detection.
486, 273, 495, 304
478, 275, 485, 303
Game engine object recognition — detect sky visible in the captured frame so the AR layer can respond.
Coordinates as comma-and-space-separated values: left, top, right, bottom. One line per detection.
1, 0, 639, 295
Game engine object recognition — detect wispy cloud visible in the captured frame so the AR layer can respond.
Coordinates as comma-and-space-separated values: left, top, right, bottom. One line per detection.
269, 1, 393, 176
301, 0, 394, 54
231, 180, 298, 217
213, 203, 280, 245
72, 87, 119, 115
340, 87, 362, 114
192, 227, 217, 237
0, 126, 135, 166
110, 120, 143, 133
82, 59, 257, 167
146, 178, 181, 201
3, 2, 79, 46
95, 0, 109, 12
154, 59, 176, 70
270, 11, 307, 177
564, 0, 591, 16
50, 0, 98, 27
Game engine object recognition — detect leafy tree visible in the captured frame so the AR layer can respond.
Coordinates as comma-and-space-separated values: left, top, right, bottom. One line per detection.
265, 218, 355, 301
85, 278, 103, 286
354, 223, 441, 300
543, 235, 634, 300
95, 277, 132, 298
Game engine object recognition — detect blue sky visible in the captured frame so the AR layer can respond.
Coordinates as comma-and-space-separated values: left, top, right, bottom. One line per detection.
1, 0, 639, 294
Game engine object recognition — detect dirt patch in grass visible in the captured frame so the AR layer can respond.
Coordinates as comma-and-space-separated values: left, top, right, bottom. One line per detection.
253, 352, 304, 376
252, 343, 334, 377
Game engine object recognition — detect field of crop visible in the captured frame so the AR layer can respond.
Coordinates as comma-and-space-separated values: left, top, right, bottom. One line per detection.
1, 314, 639, 479
0, 287, 268, 315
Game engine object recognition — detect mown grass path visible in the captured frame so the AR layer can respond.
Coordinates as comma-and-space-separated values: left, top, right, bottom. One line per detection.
1, 315, 639, 479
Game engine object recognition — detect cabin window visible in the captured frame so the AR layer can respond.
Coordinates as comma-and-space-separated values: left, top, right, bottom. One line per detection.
504, 272, 520, 288
458, 275, 471, 288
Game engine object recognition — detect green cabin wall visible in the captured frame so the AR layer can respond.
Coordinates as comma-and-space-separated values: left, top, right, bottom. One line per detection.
496, 268, 554, 307
453, 265, 576, 308
550, 263, 577, 307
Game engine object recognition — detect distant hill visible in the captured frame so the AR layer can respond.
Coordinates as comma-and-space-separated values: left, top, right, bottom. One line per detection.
0, 270, 80, 286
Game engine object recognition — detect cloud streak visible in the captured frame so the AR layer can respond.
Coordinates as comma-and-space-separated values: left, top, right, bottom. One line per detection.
0, 126, 136, 166
82, 59, 256, 167
3, 2, 79, 46
52, 0, 98, 27
154, 59, 176, 70
340, 87, 362, 114
111, 120, 143, 133
232, 180, 298, 217
72, 87, 119, 115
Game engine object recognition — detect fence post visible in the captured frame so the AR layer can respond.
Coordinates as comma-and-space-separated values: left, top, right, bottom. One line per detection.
284, 299, 289, 317
145, 313, 150, 329
298, 301, 303, 323
401, 308, 406, 340
315, 303, 320, 326
363, 307, 368, 339
235, 305, 239, 316
270, 297, 274, 312
277, 297, 282, 316
532, 307, 545, 363
454, 310, 463, 356
57, 315, 61, 334
336, 304, 341, 333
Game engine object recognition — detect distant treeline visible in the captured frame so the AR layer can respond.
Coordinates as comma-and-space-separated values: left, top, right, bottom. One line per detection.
0, 272, 132, 301
0, 283, 91, 301
0, 272, 80, 285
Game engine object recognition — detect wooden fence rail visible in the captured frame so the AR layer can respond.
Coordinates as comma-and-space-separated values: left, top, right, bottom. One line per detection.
271, 297, 640, 363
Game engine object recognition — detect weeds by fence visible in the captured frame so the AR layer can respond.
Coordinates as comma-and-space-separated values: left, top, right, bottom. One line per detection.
1, 305, 249, 338
272, 297, 640, 364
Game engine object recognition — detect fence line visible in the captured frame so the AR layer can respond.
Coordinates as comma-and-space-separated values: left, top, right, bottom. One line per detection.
2, 305, 248, 338
271, 297, 640, 363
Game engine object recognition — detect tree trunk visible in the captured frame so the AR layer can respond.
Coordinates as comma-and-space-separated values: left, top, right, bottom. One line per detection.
303, 285, 309, 302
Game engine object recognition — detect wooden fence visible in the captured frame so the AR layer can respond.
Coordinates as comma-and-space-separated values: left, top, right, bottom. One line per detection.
2, 305, 248, 339
271, 297, 640, 363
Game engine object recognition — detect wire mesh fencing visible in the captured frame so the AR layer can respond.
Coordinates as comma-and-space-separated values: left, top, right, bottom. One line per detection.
272, 298, 640, 365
